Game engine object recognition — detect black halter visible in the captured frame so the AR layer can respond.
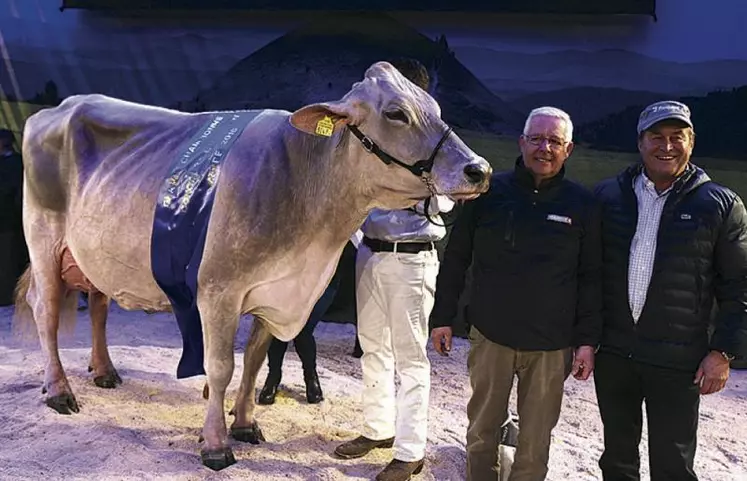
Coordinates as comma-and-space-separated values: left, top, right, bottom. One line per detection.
347, 124, 453, 179
347, 124, 459, 228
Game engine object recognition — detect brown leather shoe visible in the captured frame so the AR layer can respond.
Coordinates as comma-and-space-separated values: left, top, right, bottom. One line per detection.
334, 435, 395, 459
375, 458, 425, 481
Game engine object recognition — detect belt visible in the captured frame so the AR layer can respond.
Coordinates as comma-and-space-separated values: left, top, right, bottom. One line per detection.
363, 236, 435, 254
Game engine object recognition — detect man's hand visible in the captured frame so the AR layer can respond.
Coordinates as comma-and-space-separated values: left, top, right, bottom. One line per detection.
571, 345, 595, 380
431, 327, 453, 356
694, 351, 731, 395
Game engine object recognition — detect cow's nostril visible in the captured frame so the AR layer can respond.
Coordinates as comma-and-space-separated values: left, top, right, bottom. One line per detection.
464, 163, 488, 185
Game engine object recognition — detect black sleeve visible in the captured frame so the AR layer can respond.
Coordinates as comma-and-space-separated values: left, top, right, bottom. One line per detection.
573, 197, 603, 347
710, 195, 747, 358
430, 198, 478, 329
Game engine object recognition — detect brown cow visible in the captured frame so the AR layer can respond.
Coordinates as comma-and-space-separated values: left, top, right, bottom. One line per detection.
15, 61, 491, 470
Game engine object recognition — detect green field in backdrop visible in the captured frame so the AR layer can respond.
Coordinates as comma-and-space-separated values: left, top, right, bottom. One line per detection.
2, 100, 745, 198
457, 129, 747, 198
0, 101, 46, 138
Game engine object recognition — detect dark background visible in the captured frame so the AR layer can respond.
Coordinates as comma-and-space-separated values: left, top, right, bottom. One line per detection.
60, 0, 656, 16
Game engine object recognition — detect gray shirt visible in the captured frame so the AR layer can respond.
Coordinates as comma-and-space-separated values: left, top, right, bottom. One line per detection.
361, 195, 455, 243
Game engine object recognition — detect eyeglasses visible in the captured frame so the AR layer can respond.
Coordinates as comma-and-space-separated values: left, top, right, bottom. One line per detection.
522, 134, 568, 150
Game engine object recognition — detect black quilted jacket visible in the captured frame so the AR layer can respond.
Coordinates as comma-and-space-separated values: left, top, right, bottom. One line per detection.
594, 162, 747, 372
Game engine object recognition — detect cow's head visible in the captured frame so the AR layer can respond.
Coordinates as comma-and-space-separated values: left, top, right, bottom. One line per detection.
289, 61, 492, 209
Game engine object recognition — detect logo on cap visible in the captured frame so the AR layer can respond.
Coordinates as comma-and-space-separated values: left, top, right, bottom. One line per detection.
637, 100, 693, 134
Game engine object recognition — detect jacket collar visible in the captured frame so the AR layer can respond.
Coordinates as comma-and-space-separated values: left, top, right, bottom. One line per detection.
513, 155, 566, 190
619, 161, 710, 197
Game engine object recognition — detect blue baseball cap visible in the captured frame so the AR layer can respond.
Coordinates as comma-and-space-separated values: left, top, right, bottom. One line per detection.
637, 100, 693, 134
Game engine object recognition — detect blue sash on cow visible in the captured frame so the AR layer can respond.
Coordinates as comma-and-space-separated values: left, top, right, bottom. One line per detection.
151, 111, 259, 379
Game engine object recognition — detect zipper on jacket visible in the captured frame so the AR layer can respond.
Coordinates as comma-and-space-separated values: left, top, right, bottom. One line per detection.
504, 210, 516, 247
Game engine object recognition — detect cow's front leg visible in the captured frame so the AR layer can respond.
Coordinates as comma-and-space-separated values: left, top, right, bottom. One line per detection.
230, 317, 273, 443
198, 294, 241, 471
86, 291, 122, 388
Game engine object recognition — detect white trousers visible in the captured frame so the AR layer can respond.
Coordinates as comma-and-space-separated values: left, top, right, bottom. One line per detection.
356, 243, 439, 462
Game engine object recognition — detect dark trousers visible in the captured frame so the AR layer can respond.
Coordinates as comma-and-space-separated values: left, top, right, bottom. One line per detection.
595, 351, 700, 481
267, 316, 321, 378
266, 276, 340, 379
0, 229, 28, 306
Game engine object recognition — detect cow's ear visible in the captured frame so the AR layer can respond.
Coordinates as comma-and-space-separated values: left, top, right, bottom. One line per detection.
289, 101, 363, 137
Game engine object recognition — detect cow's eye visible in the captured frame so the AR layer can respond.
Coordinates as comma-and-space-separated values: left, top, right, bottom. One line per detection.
384, 109, 410, 124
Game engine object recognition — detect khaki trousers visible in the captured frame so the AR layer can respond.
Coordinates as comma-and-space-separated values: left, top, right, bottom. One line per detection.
466, 326, 572, 481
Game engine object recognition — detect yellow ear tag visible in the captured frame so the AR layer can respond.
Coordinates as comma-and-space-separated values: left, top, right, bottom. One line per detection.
315, 115, 335, 137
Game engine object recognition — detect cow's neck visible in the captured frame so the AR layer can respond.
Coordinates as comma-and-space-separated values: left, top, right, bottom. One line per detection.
285, 128, 378, 246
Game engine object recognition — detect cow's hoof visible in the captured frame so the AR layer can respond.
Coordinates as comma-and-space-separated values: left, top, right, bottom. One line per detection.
45, 393, 80, 415
93, 371, 123, 389
89, 365, 123, 388
230, 421, 265, 444
200, 447, 236, 471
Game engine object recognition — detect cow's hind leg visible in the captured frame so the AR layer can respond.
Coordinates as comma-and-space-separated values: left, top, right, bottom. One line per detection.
197, 293, 242, 471
15, 234, 80, 414
230, 317, 273, 443
86, 291, 122, 388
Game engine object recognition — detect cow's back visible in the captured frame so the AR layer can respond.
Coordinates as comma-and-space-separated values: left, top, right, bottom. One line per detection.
21, 94, 219, 308
22, 94, 205, 213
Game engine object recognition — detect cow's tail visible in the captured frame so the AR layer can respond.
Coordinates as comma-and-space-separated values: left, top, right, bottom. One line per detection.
12, 263, 78, 341
12, 265, 36, 340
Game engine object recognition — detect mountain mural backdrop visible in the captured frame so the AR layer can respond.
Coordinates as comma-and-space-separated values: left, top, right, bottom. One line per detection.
1, 4, 747, 159
180, 13, 523, 134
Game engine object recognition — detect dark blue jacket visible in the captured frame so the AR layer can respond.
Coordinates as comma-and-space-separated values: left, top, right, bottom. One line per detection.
594, 162, 747, 372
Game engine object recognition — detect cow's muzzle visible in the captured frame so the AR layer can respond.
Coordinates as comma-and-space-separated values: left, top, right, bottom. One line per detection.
463, 162, 491, 186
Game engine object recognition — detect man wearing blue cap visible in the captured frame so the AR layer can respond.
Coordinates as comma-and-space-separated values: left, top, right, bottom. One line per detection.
593, 100, 747, 480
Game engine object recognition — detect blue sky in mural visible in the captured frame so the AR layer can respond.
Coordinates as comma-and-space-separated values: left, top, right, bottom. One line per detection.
1, 0, 745, 62
410, 0, 747, 62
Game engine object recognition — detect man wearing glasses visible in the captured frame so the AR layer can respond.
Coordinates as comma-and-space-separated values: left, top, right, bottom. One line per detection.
430, 106, 603, 480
